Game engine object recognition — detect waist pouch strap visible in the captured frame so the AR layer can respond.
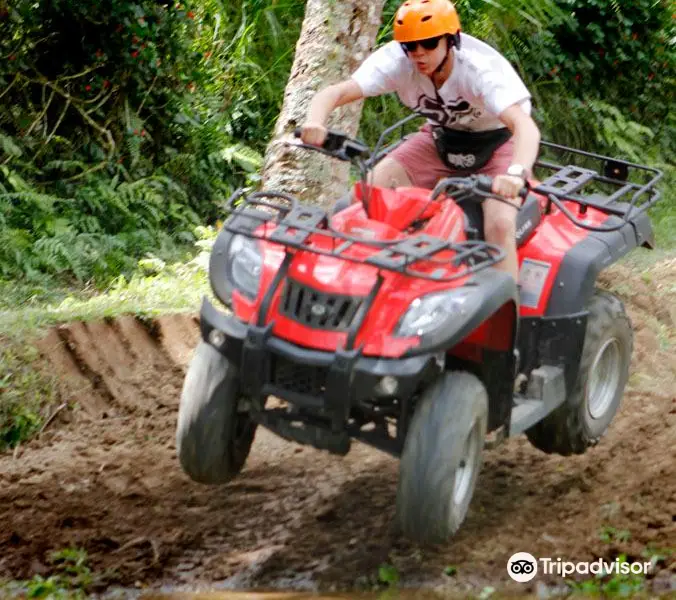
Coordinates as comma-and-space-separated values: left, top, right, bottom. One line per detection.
432, 126, 513, 172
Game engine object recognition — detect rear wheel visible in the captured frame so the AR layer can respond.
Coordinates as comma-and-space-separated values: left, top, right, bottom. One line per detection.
526, 290, 633, 455
176, 341, 257, 484
395, 372, 488, 544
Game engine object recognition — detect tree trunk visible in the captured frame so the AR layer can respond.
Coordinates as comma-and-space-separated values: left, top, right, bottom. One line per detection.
260, 0, 386, 209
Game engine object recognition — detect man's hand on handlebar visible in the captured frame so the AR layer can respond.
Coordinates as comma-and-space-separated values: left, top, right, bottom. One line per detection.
298, 123, 328, 147
431, 175, 529, 206
492, 174, 527, 206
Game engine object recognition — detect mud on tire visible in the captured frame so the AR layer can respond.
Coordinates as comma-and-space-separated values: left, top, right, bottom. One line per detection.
395, 371, 488, 544
176, 341, 257, 484
526, 290, 633, 456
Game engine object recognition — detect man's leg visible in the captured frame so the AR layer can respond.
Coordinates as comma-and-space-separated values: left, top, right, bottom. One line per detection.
482, 197, 520, 282
371, 156, 414, 188
477, 140, 520, 283
373, 124, 453, 190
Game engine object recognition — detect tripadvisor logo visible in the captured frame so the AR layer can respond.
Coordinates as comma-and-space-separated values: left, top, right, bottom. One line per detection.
507, 552, 653, 583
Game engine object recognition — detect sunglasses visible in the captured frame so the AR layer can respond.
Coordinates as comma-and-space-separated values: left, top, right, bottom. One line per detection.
400, 36, 443, 53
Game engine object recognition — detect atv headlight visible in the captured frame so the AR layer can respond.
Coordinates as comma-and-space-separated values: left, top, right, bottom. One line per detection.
226, 234, 262, 300
396, 289, 478, 337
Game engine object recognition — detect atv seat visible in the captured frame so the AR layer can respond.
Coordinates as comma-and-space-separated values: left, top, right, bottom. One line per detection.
463, 193, 542, 247
331, 188, 542, 247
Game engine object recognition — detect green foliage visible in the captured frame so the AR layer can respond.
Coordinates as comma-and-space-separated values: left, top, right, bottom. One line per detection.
377, 563, 400, 586
0, 0, 673, 288
508, 0, 675, 155
599, 525, 632, 543
567, 554, 646, 598
0, 343, 54, 450
0, 225, 214, 338
16, 547, 93, 599
0, 0, 273, 286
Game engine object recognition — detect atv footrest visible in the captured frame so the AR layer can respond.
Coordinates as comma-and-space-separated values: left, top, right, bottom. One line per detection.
509, 399, 548, 435
509, 365, 566, 435
252, 409, 351, 456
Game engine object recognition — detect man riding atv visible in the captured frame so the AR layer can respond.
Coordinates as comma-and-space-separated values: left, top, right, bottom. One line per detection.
299, 0, 541, 284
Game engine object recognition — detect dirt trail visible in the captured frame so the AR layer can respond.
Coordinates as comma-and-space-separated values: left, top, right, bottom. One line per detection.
1, 260, 675, 596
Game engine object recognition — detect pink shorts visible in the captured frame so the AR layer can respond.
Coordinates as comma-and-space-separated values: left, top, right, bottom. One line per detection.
389, 123, 514, 189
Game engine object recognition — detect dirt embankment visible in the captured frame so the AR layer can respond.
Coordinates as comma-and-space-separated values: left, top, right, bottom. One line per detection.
1, 260, 675, 596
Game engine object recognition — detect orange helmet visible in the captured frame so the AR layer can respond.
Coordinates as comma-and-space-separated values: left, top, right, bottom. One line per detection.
393, 0, 461, 43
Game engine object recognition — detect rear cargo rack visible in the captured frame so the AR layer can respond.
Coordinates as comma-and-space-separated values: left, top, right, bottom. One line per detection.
532, 142, 663, 230
223, 190, 505, 283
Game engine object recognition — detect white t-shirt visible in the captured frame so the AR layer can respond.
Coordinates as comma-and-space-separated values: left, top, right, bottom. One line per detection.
351, 34, 531, 132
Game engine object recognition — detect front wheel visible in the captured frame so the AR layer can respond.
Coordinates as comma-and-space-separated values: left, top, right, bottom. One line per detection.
176, 341, 257, 484
526, 290, 633, 455
395, 372, 488, 544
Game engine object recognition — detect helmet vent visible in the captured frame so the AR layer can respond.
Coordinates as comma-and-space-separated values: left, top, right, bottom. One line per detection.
421, 15, 432, 21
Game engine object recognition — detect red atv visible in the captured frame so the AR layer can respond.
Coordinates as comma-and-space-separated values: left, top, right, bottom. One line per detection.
176, 115, 663, 544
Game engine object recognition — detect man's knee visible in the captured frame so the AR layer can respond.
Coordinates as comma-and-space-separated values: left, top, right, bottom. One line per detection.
372, 157, 413, 188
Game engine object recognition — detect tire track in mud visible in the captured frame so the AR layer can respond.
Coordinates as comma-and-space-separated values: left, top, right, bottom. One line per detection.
1, 262, 675, 596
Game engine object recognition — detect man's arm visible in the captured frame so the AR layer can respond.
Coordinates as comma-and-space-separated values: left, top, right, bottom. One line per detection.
300, 79, 365, 146
492, 103, 541, 200
498, 103, 541, 177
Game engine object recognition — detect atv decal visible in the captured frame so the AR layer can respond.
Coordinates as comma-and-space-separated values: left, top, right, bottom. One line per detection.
518, 259, 551, 309
414, 94, 483, 128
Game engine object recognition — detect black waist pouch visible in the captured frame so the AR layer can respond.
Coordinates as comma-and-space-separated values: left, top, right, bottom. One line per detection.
432, 126, 512, 172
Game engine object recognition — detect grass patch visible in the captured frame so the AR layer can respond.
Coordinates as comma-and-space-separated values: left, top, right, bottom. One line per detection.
0, 547, 98, 599
0, 342, 57, 451
0, 226, 216, 339
650, 164, 676, 250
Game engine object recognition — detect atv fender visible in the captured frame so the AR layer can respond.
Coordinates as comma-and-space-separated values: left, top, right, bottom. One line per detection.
546, 213, 654, 316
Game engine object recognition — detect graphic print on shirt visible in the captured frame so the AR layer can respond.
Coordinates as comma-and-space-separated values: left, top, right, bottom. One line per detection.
415, 94, 483, 128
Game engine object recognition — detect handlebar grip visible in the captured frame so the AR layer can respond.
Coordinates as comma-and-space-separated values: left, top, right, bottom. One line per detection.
477, 175, 529, 200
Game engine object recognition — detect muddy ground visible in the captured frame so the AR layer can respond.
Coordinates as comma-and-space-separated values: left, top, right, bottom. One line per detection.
1, 259, 675, 597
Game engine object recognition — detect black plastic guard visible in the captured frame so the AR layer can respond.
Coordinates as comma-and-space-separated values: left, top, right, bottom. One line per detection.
518, 312, 588, 395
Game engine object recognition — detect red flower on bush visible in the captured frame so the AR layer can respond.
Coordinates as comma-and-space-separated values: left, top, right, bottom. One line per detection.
187, 11, 195, 19
85, 84, 92, 91
131, 50, 139, 58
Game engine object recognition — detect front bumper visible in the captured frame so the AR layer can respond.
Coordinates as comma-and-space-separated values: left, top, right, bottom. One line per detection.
199, 296, 439, 451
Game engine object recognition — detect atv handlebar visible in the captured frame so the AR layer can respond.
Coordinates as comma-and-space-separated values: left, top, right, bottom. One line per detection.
292, 127, 370, 162
430, 175, 530, 206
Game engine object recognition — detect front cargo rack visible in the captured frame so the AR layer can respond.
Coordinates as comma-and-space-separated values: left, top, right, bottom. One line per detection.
222, 189, 505, 283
